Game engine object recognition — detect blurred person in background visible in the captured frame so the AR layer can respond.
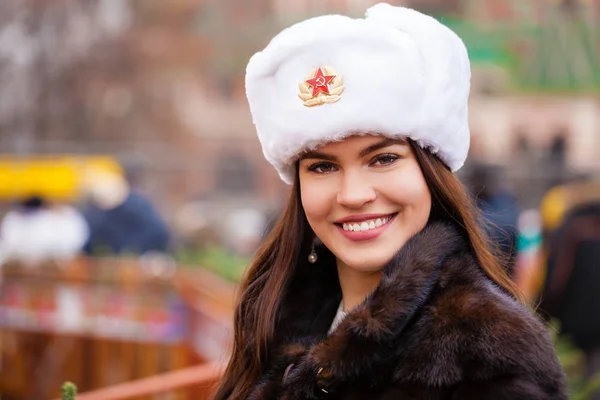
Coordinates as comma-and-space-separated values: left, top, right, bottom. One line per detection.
465, 162, 520, 275
81, 170, 171, 256
538, 178, 600, 395
513, 209, 545, 303
0, 195, 89, 266
216, 4, 566, 399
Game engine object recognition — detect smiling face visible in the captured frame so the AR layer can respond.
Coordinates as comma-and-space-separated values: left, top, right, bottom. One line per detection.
299, 135, 432, 272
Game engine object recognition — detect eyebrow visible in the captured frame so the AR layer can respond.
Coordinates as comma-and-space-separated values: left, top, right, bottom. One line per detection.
299, 137, 407, 161
358, 137, 406, 157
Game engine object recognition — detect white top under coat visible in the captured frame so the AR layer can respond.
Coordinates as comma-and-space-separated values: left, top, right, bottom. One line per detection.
328, 301, 348, 334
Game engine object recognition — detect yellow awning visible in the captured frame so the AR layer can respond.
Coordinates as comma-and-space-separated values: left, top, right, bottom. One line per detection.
0, 155, 123, 200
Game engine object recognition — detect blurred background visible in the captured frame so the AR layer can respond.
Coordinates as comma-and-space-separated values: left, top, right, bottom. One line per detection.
0, 0, 599, 399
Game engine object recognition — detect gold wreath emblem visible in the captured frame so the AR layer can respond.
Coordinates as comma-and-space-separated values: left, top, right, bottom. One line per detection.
298, 66, 345, 107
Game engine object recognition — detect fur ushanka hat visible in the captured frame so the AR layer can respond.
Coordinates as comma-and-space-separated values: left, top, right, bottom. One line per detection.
246, 3, 471, 184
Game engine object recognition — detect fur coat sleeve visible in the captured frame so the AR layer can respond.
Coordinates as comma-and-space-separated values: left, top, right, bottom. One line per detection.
247, 223, 568, 400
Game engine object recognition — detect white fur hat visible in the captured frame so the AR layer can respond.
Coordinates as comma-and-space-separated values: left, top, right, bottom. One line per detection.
246, 3, 471, 184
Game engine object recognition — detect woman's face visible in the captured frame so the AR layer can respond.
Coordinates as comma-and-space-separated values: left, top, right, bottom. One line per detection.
299, 135, 432, 272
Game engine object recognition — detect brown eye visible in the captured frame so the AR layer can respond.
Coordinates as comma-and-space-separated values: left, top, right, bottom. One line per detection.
308, 162, 337, 174
370, 154, 400, 166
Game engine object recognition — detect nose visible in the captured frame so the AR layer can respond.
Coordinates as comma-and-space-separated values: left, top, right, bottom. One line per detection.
336, 170, 376, 209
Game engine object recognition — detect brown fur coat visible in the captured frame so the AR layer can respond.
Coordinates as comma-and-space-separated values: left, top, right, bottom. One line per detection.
246, 223, 567, 399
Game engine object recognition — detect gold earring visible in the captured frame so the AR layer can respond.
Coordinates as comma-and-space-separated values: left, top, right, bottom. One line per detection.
308, 244, 318, 263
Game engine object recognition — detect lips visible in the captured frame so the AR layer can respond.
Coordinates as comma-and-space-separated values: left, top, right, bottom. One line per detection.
334, 212, 397, 225
341, 214, 394, 232
335, 212, 398, 242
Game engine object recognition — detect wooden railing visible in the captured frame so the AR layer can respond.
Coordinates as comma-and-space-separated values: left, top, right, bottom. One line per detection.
0, 258, 236, 400
68, 361, 226, 400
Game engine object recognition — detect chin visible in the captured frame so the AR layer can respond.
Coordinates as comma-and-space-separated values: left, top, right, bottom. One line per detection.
339, 253, 396, 273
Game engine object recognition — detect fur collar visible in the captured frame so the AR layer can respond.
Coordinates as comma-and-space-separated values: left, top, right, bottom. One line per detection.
253, 222, 470, 398
247, 222, 567, 399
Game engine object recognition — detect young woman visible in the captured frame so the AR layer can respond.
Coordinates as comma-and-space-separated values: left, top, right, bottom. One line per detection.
216, 4, 567, 399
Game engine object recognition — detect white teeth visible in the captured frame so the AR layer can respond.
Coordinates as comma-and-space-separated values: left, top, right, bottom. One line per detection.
341, 215, 394, 232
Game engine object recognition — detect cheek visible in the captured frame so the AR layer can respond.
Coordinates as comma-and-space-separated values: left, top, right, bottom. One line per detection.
413, 186, 432, 227
386, 167, 432, 220
300, 179, 331, 225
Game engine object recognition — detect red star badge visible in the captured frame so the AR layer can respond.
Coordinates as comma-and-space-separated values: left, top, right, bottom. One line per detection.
305, 67, 336, 97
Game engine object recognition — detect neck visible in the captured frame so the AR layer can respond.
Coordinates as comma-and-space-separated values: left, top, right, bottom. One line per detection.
336, 261, 383, 312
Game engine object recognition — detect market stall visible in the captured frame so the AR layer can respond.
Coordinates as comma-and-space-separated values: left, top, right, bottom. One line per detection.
0, 258, 234, 400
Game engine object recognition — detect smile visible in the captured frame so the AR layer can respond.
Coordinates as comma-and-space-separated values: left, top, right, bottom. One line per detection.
342, 215, 394, 232
335, 213, 398, 242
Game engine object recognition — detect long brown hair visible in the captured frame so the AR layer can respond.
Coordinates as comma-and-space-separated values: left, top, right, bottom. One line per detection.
214, 140, 525, 399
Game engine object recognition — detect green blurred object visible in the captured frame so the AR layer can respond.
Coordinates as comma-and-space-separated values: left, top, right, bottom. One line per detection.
552, 322, 600, 399
61, 382, 77, 400
437, 9, 600, 93
176, 246, 249, 282
438, 16, 517, 67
